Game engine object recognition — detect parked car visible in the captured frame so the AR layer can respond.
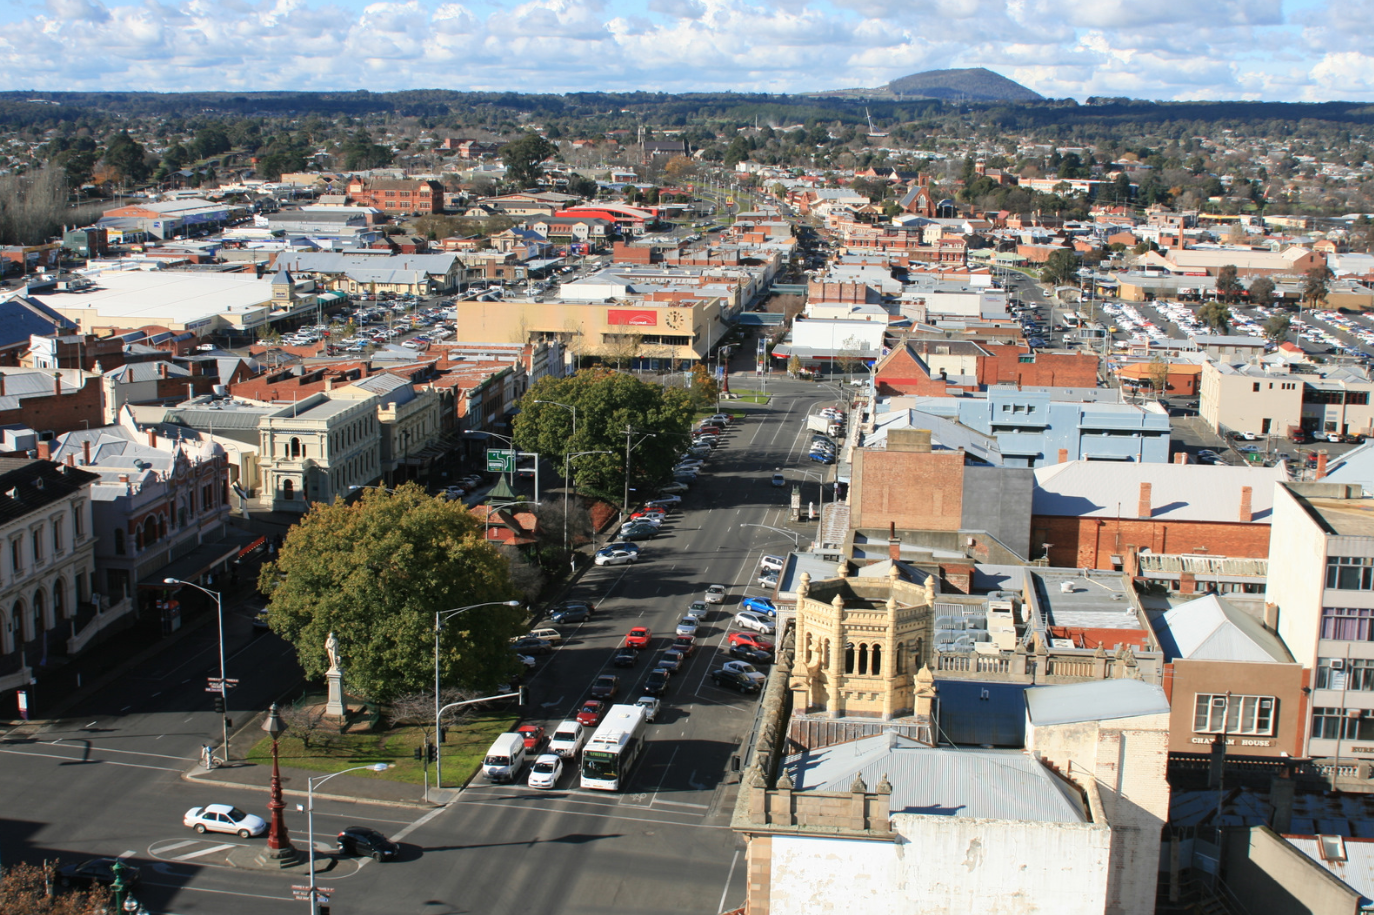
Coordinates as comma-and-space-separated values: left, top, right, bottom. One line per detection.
759, 555, 785, 573
741, 596, 777, 617
722, 660, 767, 685
635, 696, 661, 722
620, 523, 659, 541
337, 826, 399, 861
809, 452, 836, 465
625, 627, 652, 649
57, 858, 142, 890
613, 647, 640, 668
734, 611, 776, 634
659, 482, 690, 495
576, 700, 606, 727
711, 668, 762, 694
183, 804, 268, 838
550, 604, 591, 624
671, 636, 697, 657
644, 668, 671, 696
729, 643, 774, 665
510, 637, 553, 655
757, 571, 780, 589
527, 753, 564, 789
595, 547, 639, 566
704, 584, 727, 604
548, 720, 586, 758
590, 674, 620, 700
516, 724, 546, 753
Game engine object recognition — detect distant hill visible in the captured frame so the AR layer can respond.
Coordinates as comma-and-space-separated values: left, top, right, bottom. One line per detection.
885, 68, 1042, 102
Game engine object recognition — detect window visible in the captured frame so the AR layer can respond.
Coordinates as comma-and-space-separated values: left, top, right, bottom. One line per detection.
1192, 693, 1275, 736
114, 529, 125, 555
11, 538, 21, 573
283, 479, 295, 501
1312, 707, 1374, 741
52, 517, 62, 554
1253, 382, 1261, 392
1326, 557, 1374, 590
32, 530, 41, 563
1349, 391, 1370, 406
1322, 607, 1374, 641
1317, 657, 1374, 691
73, 507, 82, 539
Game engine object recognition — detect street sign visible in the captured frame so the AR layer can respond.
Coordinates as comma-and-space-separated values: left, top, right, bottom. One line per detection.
206, 678, 240, 691
486, 448, 516, 474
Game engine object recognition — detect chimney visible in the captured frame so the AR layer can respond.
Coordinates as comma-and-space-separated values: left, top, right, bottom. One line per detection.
1317, 450, 1329, 480
1239, 486, 1253, 523
1137, 482, 1152, 519
35, 441, 52, 461
159, 362, 168, 378
1058, 448, 1068, 464
118, 474, 128, 483
889, 522, 901, 562
53, 372, 61, 395
82, 440, 91, 465
148, 428, 157, 449
64, 454, 74, 467
325, 376, 334, 393
0, 373, 6, 396
1174, 451, 1188, 464
1264, 601, 1279, 630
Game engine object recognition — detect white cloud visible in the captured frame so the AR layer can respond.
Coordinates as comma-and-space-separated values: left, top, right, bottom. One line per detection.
0, 0, 1353, 101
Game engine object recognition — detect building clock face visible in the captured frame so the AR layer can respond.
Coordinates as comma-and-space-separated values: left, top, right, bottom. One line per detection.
666, 310, 686, 330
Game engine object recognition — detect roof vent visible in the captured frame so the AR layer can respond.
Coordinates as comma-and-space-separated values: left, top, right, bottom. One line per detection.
5, 488, 17, 500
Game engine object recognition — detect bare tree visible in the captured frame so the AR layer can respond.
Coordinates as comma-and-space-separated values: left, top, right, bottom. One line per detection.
278, 700, 333, 750
498, 543, 546, 600
0, 167, 69, 247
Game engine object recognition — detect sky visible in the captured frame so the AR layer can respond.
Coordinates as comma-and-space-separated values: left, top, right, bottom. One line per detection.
0, 0, 1371, 102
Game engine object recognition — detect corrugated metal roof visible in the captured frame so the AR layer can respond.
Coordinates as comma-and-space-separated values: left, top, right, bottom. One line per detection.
1286, 836, 1374, 905
785, 733, 1086, 823
1024, 679, 1170, 727
1033, 460, 1286, 523
1154, 594, 1293, 663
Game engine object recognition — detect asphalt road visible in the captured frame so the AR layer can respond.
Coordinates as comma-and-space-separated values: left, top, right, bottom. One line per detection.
0, 376, 832, 915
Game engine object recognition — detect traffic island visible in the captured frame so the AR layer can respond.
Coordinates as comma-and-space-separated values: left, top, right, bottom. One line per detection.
226, 845, 336, 873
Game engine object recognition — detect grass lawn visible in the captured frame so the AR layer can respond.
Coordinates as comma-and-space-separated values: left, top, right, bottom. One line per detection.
246, 713, 516, 788
724, 390, 771, 404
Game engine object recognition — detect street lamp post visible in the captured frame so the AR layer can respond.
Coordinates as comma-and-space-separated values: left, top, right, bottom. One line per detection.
794, 468, 828, 549
433, 600, 521, 789
738, 523, 803, 547
164, 577, 229, 763
306, 763, 391, 915
261, 703, 299, 864
563, 450, 612, 558
622, 426, 657, 519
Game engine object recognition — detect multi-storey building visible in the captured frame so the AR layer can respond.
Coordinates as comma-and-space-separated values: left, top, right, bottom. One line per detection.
345, 178, 444, 215
258, 391, 382, 511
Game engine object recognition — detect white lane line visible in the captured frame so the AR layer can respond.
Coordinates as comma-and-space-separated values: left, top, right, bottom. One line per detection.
172, 843, 237, 861
388, 803, 447, 844
141, 881, 294, 902
46, 740, 195, 762
654, 798, 711, 809
153, 840, 197, 853
0, 748, 184, 772
717, 848, 742, 915
457, 799, 729, 829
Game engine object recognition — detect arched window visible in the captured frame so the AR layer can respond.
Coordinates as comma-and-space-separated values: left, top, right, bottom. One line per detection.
114, 529, 125, 555
914, 638, 923, 670
13, 599, 27, 642
858, 644, 869, 675
290, 438, 302, 458
895, 641, 906, 674
283, 479, 295, 501
805, 632, 814, 665
10, 538, 20, 574
823, 639, 831, 669
33, 589, 47, 632
0, 608, 10, 654
871, 644, 882, 677
844, 642, 855, 675
53, 579, 66, 620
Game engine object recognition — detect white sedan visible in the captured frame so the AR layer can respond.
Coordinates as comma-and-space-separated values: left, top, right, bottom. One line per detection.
595, 548, 640, 567
704, 584, 727, 604
734, 611, 776, 635
527, 753, 564, 789
184, 804, 268, 838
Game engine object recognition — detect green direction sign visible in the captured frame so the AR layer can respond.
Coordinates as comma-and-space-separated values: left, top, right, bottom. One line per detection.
486, 449, 516, 474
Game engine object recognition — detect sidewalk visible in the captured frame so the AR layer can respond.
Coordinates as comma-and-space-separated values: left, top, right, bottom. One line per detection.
183, 756, 460, 809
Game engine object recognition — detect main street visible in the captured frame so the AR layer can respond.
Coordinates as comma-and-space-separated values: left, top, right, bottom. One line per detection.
0, 373, 835, 915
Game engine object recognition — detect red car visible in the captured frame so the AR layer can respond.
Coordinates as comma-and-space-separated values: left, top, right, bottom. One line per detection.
629, 509, 666, 522
728, 631, 775, 652
625, 627, 652, 649
516, 724, 545, 752
671, 636, 696, 657
576, 700, 605, 727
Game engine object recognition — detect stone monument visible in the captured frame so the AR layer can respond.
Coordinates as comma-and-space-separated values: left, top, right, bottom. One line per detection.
324, 631, 346, 718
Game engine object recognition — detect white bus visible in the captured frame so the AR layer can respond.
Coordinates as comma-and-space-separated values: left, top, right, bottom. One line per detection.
1062, 311, 1083, 328
580, 704, 647, 791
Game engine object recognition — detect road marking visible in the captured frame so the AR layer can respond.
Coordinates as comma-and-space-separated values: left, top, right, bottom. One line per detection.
155, 840, 197, 853
0, 747, 184, 772
458, 799, 729, 829
385, 804, 447, 844
653, 798, 710, 809
45, 740, 195, 762
172, 842, 237, 861
141, 881, 294, 903
718, 848, 742, 914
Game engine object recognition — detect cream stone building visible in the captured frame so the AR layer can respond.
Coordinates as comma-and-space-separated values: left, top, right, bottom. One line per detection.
259, 392, 382, 511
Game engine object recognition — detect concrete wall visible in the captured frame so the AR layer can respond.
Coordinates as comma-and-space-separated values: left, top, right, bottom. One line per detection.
961, 465, 1032, 559
850, 449, 965, 532
1268, 484, 1330, 670
1224, 827, 1361, 915
766, 818, 1110, 915
1026, 713, 1171, 915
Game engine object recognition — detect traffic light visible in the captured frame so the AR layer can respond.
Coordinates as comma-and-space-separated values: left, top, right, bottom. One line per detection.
213, 695, 225, 714
437, 726, 447, 745
412, 745, 423, 761
319, 906, 330, 915
427, 743, 438, 763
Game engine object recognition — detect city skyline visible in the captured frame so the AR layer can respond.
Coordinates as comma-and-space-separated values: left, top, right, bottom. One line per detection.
0, 0, 1369, 102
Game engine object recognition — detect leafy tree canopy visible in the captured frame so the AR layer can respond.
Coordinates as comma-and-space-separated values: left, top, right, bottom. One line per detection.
502, 133, 558, 188
260, 483, 522, 702
512, 369, 694, 506
1040, 247, 1081, 286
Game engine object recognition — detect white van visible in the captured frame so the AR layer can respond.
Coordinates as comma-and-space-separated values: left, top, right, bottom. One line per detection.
481, 732, 528, 783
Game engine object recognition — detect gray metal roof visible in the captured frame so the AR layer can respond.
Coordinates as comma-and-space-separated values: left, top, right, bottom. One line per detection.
1154, 594, 1293, 663
1285, 836, 1374, 905
784, 734, 1087, 823
1024, 679, 1170, 727
1033, 460, 1286, 523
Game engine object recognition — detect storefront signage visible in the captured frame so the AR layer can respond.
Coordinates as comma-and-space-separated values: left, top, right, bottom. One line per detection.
608, 309, 658, 327
1190, 737, 1273, 747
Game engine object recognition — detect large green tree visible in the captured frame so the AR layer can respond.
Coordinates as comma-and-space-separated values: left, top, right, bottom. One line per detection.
502, 134, 558, 188
260, 484, 522, 702
1302, 264, 1333, 310
1215, 264, 1242, 303
103, 130, 148, 184
1040, 248, 1082, 287
1198, 301, 1233, 334
1248, 275, 1276, 309
512, 369, 694, 506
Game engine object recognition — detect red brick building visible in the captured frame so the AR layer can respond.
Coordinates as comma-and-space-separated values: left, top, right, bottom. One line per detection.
873, 341, 1099, 395
1031, 461, 1285, 570
346, 178, 445, 215
975, 345, 1100, 388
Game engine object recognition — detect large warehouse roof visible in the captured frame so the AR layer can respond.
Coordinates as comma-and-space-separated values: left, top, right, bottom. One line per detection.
32, 269, 273, 330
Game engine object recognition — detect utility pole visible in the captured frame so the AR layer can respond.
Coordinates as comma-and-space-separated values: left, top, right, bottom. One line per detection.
622, 425, 657, 518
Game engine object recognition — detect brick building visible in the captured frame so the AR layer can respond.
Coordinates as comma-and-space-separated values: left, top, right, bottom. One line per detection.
345, 177, 445, 215
874, 341, 1101, 395
974, 343, 1100, 388
0, 369, 102, 436
1031, 460, 1285, 570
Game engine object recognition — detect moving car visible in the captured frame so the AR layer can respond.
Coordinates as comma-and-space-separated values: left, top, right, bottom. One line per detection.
576, 700, 606, 727
675, 617, 700, 638
771, 472, 786, 487
548, 720, 586, 758
613, 647, 640, 668
57, 858, 142, 890
625, 627, 652, 649
337, 826, 399, 861
635, 696, 661, 722
183, 804, 268, 838
704, 584, 727, 604
590, 674, 620, 700
516, 724, 546, 752
734, 611, 776, 634
741, 596, 777, 617
644, 668, 671, 696
685, 600, 710, 622
672, 635, 697, 657
711, 668, 762, 694
722, 660, 767, 685
759, 555, 785, 573
527, 753, 564, 789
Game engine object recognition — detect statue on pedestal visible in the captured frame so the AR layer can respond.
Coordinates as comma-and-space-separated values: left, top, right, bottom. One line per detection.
324, 631, 346, 717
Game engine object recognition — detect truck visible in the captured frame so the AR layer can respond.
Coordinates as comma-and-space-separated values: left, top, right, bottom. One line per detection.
807, 414, 844, 436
